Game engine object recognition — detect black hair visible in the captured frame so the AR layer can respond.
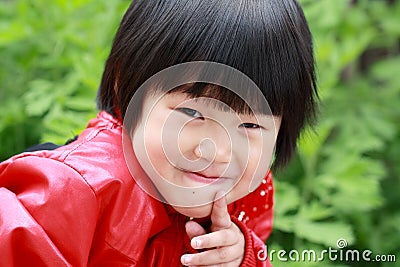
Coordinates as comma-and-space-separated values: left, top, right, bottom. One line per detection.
97, 0, 318, 168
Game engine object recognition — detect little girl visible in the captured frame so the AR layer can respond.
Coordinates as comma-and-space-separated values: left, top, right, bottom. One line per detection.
0, 0, 317, 266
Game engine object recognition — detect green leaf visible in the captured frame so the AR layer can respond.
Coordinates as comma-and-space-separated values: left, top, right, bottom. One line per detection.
294, 219, 354, 248
24, 79, 55, 116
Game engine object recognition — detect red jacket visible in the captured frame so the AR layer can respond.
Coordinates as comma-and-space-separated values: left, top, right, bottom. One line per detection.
0, 111, 273, 266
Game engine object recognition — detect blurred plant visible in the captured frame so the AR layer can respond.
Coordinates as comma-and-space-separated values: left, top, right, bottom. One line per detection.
0, 0, 129, 160
270, 1, 400, 266
0, 1, 399, 267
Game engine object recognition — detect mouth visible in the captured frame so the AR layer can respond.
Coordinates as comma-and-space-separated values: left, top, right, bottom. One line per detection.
185, 171, 228, 185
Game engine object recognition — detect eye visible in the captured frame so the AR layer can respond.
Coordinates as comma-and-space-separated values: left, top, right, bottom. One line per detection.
176, 107, 204, 120
239, 123, 263, 129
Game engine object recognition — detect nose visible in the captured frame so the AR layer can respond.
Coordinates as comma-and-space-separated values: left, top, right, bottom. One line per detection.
194, 122, 231, 163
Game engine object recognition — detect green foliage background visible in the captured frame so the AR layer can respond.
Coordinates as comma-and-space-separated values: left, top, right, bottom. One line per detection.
0, 0, 399, 266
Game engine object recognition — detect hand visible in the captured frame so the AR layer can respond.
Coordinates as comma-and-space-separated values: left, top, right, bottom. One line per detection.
181, 191, 245, 266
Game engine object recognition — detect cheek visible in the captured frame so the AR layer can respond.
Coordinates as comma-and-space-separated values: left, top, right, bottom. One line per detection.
243, 146, 267, 179
144, 132, 162, 159
234, 138, 275, 194
143, 119, 169, 170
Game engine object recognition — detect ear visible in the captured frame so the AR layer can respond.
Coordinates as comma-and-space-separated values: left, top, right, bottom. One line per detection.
114, 78, 119, 94
113, 83, 122, 120
113, 59, 121, 94
112, 60, 122, 120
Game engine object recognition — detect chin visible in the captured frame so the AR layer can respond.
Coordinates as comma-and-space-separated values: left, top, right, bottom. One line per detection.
172, 204, 213, 218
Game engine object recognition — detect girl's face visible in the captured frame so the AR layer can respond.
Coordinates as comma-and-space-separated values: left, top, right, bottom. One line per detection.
131, 91, 281, 218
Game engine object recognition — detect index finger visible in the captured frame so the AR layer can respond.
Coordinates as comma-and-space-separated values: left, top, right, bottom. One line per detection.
211, 191, 231, 231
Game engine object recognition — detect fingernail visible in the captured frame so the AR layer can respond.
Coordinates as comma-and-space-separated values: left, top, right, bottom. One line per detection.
191, 238, 202, 249
181, 254, 192, 264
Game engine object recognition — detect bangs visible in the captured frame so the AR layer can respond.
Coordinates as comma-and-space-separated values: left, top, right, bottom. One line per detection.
169, 83, 273, 116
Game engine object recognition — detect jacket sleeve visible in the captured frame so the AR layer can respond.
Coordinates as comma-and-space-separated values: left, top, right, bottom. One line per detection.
231, 216, 271, 267
228, 172, 274, 266
0, 155, 98, 267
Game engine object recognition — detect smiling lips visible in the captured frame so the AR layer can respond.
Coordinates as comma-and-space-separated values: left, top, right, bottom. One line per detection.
185, 171, 227, 184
